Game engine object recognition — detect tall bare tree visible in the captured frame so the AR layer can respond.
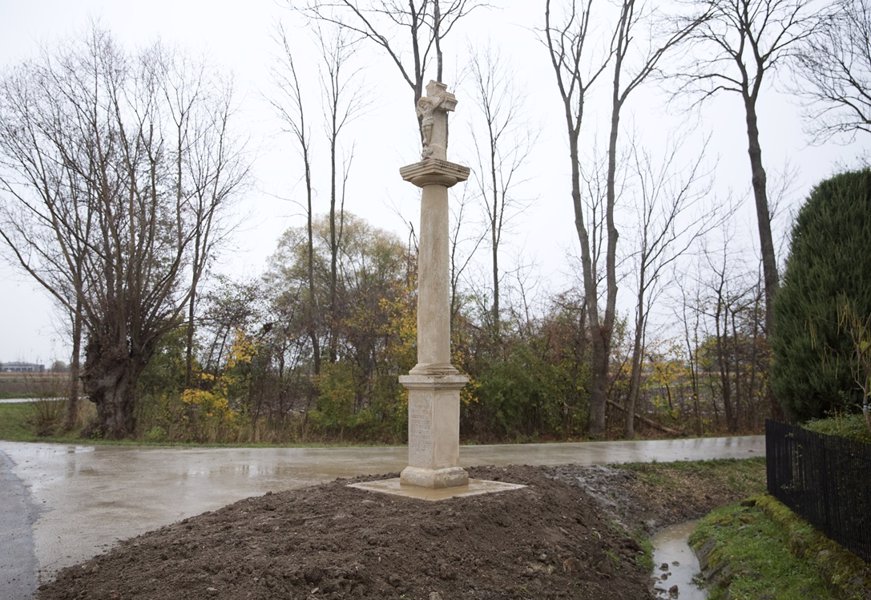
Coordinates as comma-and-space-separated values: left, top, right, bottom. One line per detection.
623, 137, 715, 437
674, 0, 819, 339
164, 57, 247, 388
271, 24, 364, 369
318, 28, 365, 362
272, 26, 320, 375
545, 0, 704, 435
467, 44, 535, 341
544, 0, 613, 435
0, 29, 246, 438
795, 0, 871, 140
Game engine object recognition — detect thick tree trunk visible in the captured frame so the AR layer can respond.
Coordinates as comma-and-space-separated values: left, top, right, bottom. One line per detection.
83, 336, 142, 439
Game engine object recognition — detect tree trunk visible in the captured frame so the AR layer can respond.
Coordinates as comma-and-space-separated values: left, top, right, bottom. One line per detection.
743, 98, 778, 335
185, 278, 197, 387
63, 298, 83, 432
744, 97, 781, 424
83, 336, 143, 439
569, 129, 607, 436
491, 194, 500, 341
625, 301, 645, 438
306, 151, 320, 376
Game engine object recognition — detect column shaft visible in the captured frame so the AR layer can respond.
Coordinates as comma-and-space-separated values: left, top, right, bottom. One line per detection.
415, 184, 452, 373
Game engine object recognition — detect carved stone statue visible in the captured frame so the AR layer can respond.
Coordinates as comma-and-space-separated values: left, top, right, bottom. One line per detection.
416, 81, 457, 160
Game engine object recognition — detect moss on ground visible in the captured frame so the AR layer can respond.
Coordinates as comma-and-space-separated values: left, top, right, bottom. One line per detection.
690, 495, 871, 600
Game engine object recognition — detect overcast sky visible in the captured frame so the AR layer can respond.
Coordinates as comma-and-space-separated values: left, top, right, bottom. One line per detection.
0, 0, 868, 365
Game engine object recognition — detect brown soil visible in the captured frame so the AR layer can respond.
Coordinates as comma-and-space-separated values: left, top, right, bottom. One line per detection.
37, 462, 765, 600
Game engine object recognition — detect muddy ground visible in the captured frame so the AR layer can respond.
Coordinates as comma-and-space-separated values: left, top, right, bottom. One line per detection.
37, 461, 765, 600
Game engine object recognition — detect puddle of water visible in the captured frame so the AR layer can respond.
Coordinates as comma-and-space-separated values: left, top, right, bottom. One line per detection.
651, 520, 707, 600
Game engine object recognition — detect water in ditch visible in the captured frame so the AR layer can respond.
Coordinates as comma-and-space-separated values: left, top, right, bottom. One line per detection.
651, 520, 707, 599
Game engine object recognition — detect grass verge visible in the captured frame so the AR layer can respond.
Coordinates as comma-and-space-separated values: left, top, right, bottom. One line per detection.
803, 413, 871, 444
690, 495, 871, 600
626, 457, 766, 492
0, 401, 395, 447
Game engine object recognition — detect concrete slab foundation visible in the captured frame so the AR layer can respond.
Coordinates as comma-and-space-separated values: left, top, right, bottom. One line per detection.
348, 478, 526, 502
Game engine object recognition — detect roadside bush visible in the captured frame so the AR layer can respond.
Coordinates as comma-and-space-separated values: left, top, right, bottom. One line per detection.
772, 169, 871, 421
307, 362, 406, 442
27, 398, 64, 436
463, 342, 585, 441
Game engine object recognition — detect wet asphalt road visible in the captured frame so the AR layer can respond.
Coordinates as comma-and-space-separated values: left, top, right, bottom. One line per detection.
0, 450, 39, 600
0, 435, 764, 599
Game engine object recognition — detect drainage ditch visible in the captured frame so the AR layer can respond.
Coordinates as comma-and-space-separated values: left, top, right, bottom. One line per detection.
651, 520, 707, 599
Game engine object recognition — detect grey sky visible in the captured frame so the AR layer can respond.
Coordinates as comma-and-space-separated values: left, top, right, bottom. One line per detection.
0, 0, 867, 364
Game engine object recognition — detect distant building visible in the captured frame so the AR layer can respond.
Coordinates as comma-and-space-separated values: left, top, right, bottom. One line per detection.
0, 362, 46, 373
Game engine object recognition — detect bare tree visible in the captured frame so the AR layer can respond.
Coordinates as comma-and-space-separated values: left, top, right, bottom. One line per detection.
0, 29, 246, 438
318, 28, 365, 362
623, 137, 715, 437
544, 0, 613, 435
299, 0, 486, 134
272, 25, 320, 375
675, 271, 705, 435
674, 0, 819, 338
163, 57, 248, 388
545, 0, 703, 435
604, 0, 708, 436
795, 0, 871, 140
467, 44, 536, 341
448, 183, 485, 331
0, 143, 94, 431
271, 24, 364, 370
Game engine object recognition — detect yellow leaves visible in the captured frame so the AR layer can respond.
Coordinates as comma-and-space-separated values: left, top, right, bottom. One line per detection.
461, 376, 480, 406
181, 387, 237, 424
225, 329, 257, 370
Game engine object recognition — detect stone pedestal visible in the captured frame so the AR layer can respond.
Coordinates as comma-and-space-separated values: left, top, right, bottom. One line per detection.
399, 373, 468, 488
399, 154, 469, 489
348, 81, 525, 501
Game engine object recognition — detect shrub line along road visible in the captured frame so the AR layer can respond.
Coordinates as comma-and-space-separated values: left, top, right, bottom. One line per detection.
0, 435, 764, 600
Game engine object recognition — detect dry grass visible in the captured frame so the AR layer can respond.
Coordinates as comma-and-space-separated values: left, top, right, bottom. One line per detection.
0, 372, 70, 399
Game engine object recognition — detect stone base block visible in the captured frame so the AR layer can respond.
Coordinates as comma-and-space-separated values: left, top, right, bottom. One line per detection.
400, 465, 469, 489
349, 478, 526, 502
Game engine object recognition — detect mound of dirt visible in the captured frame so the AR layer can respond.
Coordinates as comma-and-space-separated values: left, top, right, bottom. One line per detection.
37, 463, 762, 600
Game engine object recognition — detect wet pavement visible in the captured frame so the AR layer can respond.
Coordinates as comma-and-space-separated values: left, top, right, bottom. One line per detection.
0, 450, 39, 600
0, 435, 762, 598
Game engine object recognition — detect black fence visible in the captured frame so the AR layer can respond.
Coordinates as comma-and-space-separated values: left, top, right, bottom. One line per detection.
766, 419, 871, 562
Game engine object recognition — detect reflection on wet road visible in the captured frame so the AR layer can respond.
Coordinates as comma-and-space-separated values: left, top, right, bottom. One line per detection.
0, 435, 763, 595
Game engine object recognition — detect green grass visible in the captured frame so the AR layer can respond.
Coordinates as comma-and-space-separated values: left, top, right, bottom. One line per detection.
0, 402, 37, 439
803, 413, 871, 444
626, 457, 767, 495
690, 495, 871, 600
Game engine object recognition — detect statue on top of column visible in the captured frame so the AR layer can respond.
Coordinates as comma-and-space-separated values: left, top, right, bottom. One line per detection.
416, 81, 457, 161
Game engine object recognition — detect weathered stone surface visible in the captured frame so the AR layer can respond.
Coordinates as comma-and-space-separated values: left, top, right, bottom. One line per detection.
398, 82, 470, 489
400, 159, 470, 189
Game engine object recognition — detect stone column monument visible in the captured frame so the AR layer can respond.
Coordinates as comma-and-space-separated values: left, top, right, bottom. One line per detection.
398, 81, 470, 489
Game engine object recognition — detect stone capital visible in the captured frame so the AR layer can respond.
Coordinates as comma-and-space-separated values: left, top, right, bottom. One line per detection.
400, 158, 470, 189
